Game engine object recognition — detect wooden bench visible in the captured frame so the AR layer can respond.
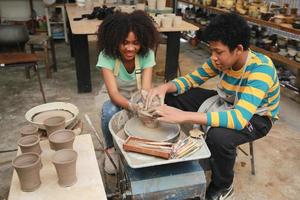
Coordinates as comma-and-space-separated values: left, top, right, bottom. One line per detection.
0, 52, 46, 103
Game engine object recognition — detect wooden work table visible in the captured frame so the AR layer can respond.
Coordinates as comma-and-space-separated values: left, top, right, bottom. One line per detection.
65, 3, 198, 93
8, 134, 107, 200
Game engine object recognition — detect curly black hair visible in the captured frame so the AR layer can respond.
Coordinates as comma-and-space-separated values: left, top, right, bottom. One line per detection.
97, 10, 159, 59
203, 12, 251, 51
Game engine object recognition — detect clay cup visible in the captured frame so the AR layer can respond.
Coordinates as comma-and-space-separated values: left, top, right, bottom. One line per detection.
43, 116, 66, 137
52, 149, 78, 187
48, 129, 75, 151
20, 124, 39, 137
12, 152, 42, 192
18, 135, 42, 155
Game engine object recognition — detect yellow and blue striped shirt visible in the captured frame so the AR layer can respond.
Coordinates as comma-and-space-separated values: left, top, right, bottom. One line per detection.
172, 50, 280, 130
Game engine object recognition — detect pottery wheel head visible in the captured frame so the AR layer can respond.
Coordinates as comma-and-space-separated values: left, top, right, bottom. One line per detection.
124, 117, 180, 142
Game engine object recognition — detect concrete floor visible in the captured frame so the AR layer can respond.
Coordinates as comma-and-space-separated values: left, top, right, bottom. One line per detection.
0, 38, 300, 200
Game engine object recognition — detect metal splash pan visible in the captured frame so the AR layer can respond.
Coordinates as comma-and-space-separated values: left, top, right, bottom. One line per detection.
109, 110, 211, 169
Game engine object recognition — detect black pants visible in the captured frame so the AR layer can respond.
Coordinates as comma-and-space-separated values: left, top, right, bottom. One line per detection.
165, 88, 273, 189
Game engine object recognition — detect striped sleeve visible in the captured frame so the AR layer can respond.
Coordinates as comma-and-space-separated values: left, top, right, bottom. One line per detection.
207, 64, 276, 130
171, 58, 219, 94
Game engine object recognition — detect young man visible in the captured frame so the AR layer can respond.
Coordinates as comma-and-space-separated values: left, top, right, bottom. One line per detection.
146, 13, 279, 200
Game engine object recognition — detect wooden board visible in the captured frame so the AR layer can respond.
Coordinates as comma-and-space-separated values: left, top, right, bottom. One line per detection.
8, 134, 107, 200
123, 136, 171, 159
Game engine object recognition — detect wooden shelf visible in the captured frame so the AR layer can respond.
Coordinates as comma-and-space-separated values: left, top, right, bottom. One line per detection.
177, 0, 300, 35
250, 45, 300, 70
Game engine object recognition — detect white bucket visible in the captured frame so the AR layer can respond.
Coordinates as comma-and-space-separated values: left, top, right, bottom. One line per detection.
156, 0, 166, 10
147, 0, 156, 10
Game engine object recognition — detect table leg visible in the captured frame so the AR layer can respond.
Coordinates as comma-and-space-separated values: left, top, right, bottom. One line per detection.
165, 32, 181, 81
72, 34, 92, 93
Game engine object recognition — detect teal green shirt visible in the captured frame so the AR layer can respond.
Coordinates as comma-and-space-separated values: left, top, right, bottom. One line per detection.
96, 50, 156, 81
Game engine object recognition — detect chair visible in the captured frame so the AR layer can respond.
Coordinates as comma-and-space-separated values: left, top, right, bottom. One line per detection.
0, 25, 46, 103
27, 34, 57, 79
238, 142, 255, 175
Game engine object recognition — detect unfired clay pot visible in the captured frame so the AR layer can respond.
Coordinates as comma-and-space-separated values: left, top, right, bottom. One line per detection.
43, 116, 66, 137
18, 135, 42, 155
52, 149, 78, 187
12, 152, 42, 192
48, 129, 75, 151
20, 124, 39, 137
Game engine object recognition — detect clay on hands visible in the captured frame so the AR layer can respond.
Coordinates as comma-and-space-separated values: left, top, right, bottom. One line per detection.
137, 95, 162, 128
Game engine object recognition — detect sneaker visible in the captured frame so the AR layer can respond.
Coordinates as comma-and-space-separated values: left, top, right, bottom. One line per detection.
104, 149, 119, 175
205, 183, 234, 200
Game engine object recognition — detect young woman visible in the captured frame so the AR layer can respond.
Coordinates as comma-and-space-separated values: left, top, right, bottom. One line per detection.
96, 10, 159, 174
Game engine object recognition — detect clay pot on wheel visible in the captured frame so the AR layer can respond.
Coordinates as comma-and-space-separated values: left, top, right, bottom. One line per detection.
43, 116, 66, 137
18, 135, 42, 155
52, 149, 78, 187
48, 129, 75, 151
12, 152, 42, 192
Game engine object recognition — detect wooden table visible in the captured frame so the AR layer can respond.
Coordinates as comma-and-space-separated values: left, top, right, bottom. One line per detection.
65, 3, 199, 93
8, 134, 107, 200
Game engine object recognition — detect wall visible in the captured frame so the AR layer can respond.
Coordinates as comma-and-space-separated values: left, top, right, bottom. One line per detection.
0, 0, 45, 21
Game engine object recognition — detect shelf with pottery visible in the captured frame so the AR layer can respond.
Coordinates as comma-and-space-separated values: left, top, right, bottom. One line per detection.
177, 0, 300, 35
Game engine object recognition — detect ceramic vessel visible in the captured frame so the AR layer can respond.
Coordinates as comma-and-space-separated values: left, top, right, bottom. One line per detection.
147, 0, 156, 10
52, 149, 78, 187
12, 153, 42, 192
156, 0, 166, 10
161, 17, 173, 28
48, 129, 75, 151
135, 3, 145, 10
20, 124, 39, 137
44, 116, 66, 137
18, 135, 42, 155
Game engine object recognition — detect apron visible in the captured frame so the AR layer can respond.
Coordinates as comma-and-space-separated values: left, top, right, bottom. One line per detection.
197, 52, 269, 133
112, 56, 142, 100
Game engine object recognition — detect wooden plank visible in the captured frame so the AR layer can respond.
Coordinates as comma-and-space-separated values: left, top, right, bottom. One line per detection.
0, 53, 38, 65
8, 134, 107, 200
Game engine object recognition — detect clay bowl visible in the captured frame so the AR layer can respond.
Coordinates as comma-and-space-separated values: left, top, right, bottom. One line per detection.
44, 116, 66, 137
20, 124, 39, 137
292, 21, 300, 29
18, 135, 42, 155
48, 129, 75, 151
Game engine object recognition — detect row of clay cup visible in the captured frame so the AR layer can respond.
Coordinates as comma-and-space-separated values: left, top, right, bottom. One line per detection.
13, 118, 77, 192
154, 14, 183, 28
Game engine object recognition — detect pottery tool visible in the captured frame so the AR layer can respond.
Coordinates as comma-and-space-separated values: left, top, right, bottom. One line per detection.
84, 114, 118, 174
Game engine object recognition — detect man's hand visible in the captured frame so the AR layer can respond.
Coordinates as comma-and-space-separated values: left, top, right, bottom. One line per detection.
145, 84, 168, 110
153, 104, 188, 124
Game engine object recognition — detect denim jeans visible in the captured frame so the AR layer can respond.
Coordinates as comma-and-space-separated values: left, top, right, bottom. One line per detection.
101, 100, 121, 148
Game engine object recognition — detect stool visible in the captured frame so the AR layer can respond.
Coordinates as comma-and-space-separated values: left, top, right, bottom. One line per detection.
27, 35, 57, 79
238, 141, 255, 175
0, 52, 46, 103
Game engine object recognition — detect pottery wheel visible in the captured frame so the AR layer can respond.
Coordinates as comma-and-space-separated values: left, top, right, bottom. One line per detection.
31, 110, 74, 124
124, 117, 180, 142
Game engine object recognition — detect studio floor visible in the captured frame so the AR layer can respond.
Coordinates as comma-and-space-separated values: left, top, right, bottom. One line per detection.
0, 37, 300, 200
